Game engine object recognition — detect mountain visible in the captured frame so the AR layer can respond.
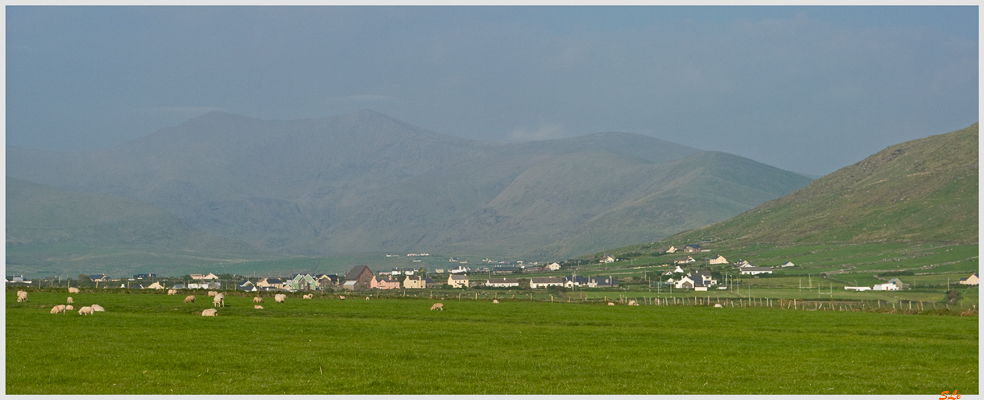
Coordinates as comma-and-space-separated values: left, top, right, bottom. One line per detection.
7, 110, 812, 261
5, 177, 277, 277
662, 123, 979, 246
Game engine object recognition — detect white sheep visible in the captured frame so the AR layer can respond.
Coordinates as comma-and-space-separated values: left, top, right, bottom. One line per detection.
68, 287, 80, 294
253, 296, 263, 303
91, 304, 105, 312
430, 303, 444, 311
714, 303, 723, 308
254, 305, 264, 309
67, 297, 74, 304
303, 294, 314, 299
16, 291, 28, 302
213, 293, 225, 307
201, 308, 217, 317
275, 294, 286, 303
628, 300, 639, 306
207, 291, 217, 297
366, 297, 370, 301
608, 302, 615, 306
50, 305, 67, 314
493, 299, 499, 304
339, 296, 345, 300
65, 305, 74, 311
184, 295, 196, 303
167, 289, 177, 295
78, 306, 93, 315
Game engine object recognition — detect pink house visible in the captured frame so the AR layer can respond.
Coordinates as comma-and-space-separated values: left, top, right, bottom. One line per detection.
371, 276, 401, 290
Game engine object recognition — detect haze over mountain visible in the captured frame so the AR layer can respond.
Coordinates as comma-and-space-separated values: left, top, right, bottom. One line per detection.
7, 110, 812, 262
657, 123, 979, 248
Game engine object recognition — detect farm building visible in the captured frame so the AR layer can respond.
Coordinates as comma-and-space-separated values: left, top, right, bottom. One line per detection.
674, 256, 695, 265
960, 273, 979, 286
845, 286, 872, 291
873, 282, 898, 291
546, 262, 562, 271
739, 266, 773, 275
448, 274, 469, 288
600, 256, 615, 264
781, 262, 795, 267
709, 255, 728, 265
530, 277, 565, 289
342, 265, 375, 291
887, 278, 907, 289
145, 282, 164, 290
684, 245, 701, 253
486, 278, 520, 288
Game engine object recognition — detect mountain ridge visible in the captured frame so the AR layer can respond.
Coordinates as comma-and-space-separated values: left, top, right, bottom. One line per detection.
7, 110, 812, 262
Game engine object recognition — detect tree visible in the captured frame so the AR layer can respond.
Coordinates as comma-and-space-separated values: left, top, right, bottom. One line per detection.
944, 290, 962, 305
77, 274, 91, 282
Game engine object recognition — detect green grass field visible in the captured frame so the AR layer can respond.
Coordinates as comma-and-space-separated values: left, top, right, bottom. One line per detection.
7, 289, 977, 394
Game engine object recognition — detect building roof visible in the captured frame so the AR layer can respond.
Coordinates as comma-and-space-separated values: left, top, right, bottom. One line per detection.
450, 274, 468, 280
487, 278, 520, 284
345, 265, 373, 280
530, 277, 565, 284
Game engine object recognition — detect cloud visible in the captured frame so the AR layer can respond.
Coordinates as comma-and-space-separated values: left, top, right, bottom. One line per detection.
506, 123, 569, 142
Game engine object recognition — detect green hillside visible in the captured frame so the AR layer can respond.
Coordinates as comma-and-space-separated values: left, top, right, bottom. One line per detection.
5, 178, 279, 278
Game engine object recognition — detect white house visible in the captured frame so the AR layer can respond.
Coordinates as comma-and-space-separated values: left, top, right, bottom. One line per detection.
781, 262, 795, 268
600, 256, 615, 264
960, 273, 979, 286
486, 278, 520, 288
546, 262, 562, 271
530, 277, 565, 289
709, 255, 729, 265
739, 266, 773, 275
448, 274, 469, 288
845, 286, 871, 291
873, 282, 898, 291
665, 246, 678, 254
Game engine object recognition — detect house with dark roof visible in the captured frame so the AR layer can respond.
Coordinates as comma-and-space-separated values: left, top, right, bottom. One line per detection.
564, 275, 589, 288
257, 277, 285, 290
342, 265, 374, 291
589, 276, 618, 288
133, 273, 157, 280
371, 275, 401, 290
89, 274, 111, 282
316, 274, 339, 289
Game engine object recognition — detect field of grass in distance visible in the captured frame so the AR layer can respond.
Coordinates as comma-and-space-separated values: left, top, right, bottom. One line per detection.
7, 289, 977, 395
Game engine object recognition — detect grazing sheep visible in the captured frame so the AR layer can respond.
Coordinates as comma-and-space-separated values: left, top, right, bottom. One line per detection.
493, 299, 499, 304
167, 289, 177, 295
67, 297, 74, 304
714, 303, 723, 308
91, 304, 105, 312
213, 293, 225, 307
254, 305, 264, 309
628, 300, 638, 306
608, 302, 615, 306
430, 303, 444, 311
68, 287, 80, 294
50, 305, 67, 314
78, 306, 94, 315
65, 305, 74, 311
339, 296, 345, 300
253, 296, 263, 303
184, 295, 196, 303
366, 297, 370, 301
16, 291, 28, 302
303, 294, 314, 299
207, 291, 217, 297
274, 294, 286, 303
201, 308, 218, 317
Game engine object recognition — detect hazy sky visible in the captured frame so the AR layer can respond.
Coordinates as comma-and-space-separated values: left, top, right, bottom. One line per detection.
5, 6, 978, 175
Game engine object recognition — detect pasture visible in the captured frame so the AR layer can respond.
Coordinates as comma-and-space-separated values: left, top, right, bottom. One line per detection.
6, 289, 978, 394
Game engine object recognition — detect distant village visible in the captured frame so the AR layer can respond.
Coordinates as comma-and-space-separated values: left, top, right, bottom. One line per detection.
7, 245, 979, 292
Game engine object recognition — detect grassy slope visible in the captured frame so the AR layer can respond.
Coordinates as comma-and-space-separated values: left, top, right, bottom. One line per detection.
5, 177, 280, 278
6, 290, 977, 394
667, 123, 979, 246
